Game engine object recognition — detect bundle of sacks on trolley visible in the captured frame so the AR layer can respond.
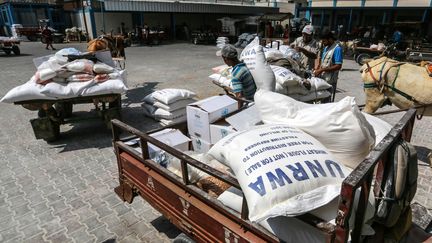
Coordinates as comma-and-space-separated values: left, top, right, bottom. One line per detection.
136, 88, 416, 242
209, 37, 333, 102
1, 48, 127, 103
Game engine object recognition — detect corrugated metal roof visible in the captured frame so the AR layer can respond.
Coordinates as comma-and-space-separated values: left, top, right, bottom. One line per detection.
104, 0, 279, 14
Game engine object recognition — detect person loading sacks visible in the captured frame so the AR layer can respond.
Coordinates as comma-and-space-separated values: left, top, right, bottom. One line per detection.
220, 44, 257, 105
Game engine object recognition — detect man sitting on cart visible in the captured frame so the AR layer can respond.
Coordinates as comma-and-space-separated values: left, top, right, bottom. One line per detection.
220, 44, 256, 106
290, 25, 319, 71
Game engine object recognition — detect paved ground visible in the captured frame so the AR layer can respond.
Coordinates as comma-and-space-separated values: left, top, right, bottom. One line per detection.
0, 41, 431, 242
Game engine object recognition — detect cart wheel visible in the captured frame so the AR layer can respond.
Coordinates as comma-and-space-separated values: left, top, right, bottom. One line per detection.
55, 102, 73, 118
3, 49, 11, 55
173, 233, 195, 243
356, 53, 371, 65
12, 46, 20, 55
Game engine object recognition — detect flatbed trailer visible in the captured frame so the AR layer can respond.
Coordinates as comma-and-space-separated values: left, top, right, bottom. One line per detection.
15, 93, 121, 142
111, 108, 430, 242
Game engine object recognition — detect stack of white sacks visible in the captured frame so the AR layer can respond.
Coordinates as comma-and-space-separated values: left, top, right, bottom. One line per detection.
1, 48, 127, 103
209, 37, 330, 102
216, 37, 229, 49
271, 65, 332, 102
142, 89, 196, 126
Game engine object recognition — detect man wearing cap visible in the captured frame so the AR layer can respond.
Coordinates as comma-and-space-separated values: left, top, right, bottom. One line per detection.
314, 29, 343, 102
290, 25, 319, 71
220, 44, 257, 104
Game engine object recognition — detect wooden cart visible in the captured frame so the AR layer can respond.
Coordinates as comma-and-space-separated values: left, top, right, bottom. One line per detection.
0, 38, 20, 55
15, 93, 121, 142
111, 108, 431, 242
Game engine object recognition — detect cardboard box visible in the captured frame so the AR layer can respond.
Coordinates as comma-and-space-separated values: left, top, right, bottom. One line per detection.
147, 128, 191, 158
187, 95, 238, 142
191, 136, 213, 153
225, 105, 261, 131
209, 121, 236, 144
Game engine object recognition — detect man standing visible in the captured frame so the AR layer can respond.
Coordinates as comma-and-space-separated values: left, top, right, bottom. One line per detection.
314, 30, 343, 102
220, 44, 257, 104
41, 26, 56, 50
290, 25, 319, 71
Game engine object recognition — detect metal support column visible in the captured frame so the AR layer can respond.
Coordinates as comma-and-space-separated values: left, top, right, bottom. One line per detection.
348, 8, 353, 33
305, 1, 312, 21
170, 13, 176, 40
382, 11, 387, 24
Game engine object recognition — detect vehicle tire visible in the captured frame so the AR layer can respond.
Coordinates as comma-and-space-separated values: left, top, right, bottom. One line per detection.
193, 38, 198, 45
3, 49, 11, 55
41, 36, 47, 44
356, 53, 371, 65
173, 233, 195, 243
12, 46, 20, 55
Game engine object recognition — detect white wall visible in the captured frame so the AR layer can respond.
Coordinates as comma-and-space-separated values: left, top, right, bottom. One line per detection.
93, 12, 133, 36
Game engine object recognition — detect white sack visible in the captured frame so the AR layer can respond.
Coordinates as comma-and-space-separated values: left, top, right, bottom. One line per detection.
40, 80, 95, 98
363, 113, 392, 145
159, 115, 187, 126
270, 65, 302, 88
36, 68, 57, 82
209, 73, 232, 88
63, 59, 94, 73
142, 103, 156, 118
154, 108, 186, 120
153, 98, 196, 112
218, 185, 375, 239
208, 124, 350, 222
240, 37, 275, 91
81, 78, 127, 96
274, 82, 288, 95
93, 62, 115, 74
286, 84, 309, 95
265, 49, 284, 61
289, 90, 331, 102
143, 89, 196, 105
1, 77, 56, 103
212, 64, 229, 74
254, 90, 376, 169
309, 77, 332, 91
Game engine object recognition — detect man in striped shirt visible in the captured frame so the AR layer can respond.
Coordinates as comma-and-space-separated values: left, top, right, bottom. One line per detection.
220, 45, 257, 105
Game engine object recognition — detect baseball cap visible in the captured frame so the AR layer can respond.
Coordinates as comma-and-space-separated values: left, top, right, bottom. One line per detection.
302, 25, 314, 35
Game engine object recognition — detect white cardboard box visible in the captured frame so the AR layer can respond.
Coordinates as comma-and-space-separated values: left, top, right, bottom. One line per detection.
147, 128, 191, 158
209, 121, 237, 144
191, 135, 213, 153
187, 95, 238, 142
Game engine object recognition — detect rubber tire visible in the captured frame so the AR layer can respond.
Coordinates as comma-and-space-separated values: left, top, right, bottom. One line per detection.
173, 233, 195, 243
356, 53, 371, 65
3, 49, 11, 55
41, 37, 47, 44
12, 46, 20, 55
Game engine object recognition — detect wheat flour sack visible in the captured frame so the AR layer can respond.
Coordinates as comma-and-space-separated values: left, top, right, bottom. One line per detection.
208, 124, 350, 222
239, 37, 275, 91
254, 90, 375, 169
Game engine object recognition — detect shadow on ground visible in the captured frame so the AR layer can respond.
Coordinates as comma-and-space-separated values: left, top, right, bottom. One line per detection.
415, 145, 431, 165
151, 216, 182, 239
122, 82, 159, 107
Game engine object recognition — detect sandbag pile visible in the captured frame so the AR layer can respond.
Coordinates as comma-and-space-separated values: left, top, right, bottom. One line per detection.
1, 48, 127, 103
142, 89, 196, 125
216, 37, 229, 49
234, 33, 257, 48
